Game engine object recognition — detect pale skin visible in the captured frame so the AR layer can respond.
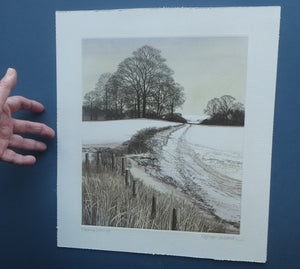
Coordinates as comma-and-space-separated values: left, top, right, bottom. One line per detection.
0, 68, 55, 165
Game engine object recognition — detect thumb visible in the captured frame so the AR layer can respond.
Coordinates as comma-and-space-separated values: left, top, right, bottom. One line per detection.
0, 68, 17, 108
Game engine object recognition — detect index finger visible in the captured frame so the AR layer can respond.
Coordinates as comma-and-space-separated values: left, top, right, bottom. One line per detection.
0, 68, 17, 108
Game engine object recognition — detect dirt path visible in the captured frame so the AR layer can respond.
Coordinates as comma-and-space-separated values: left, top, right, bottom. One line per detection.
173, 125, 242, 223
127, 123, 242, 229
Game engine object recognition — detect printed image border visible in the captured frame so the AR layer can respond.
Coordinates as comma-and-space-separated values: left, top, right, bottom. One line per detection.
81, 36, 247, 235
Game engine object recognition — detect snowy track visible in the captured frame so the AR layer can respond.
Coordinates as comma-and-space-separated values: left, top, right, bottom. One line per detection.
129, 124, 243, 224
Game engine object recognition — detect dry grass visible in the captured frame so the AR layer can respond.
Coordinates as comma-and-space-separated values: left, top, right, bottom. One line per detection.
82, 161, 228, 233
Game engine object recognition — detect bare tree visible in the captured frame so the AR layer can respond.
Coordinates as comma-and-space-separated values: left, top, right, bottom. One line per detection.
116, 57, 143, 117
83, 90, 100, 120
95, 72, 112, 112
164, 82, 185, 115
203, 95, 245, 125
148, 74, 172, 116
218, 95, 236, 119
105, 73, 127, 118
116, 45, 176, 118
204, 95, 236, 119
204, 97, 221, 117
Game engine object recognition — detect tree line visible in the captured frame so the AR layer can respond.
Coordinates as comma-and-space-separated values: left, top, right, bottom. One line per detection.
202, 95, 245, 126
83, 45, 185, 121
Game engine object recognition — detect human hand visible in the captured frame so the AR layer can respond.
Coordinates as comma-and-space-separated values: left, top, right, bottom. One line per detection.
0, 68, 55, 165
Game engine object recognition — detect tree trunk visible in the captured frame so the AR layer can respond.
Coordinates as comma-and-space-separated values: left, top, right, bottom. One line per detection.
156, 96, 161, 117
105, 90, 108, 111
142, 95, 147, 118
137, 97, 141, 118
90, 101, 93, 121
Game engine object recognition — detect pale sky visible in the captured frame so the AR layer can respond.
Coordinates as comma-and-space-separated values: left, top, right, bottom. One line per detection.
82, 37, 248, 115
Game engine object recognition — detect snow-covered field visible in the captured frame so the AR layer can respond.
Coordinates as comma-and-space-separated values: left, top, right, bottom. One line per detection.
185, 125, 244, 179
82, 119, 179, 147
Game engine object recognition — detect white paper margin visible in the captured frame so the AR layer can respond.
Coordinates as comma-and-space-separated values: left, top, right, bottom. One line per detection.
56, 7, 281, 262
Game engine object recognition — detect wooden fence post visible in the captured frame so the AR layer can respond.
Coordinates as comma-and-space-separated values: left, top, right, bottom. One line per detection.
85, 153, 89, 171
121, 157, 126, 174
151, 196, 157, 219
96, 152, 102, 172
96, 152, 100, 166
171, 208, 177, 230
111, 153, 116, 171
125, 169, 129, 186
96, 152, 99, 166
132, 180, 137, 198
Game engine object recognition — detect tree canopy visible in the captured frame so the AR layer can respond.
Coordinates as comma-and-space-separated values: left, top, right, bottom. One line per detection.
83, 45, 185, 121
202, 95, 245, 126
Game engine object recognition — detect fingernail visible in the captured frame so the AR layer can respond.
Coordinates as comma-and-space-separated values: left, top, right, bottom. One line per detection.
6, 68, 14, 77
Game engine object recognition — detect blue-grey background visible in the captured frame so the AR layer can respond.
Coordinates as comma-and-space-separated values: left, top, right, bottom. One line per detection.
0, 1, 299, 268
